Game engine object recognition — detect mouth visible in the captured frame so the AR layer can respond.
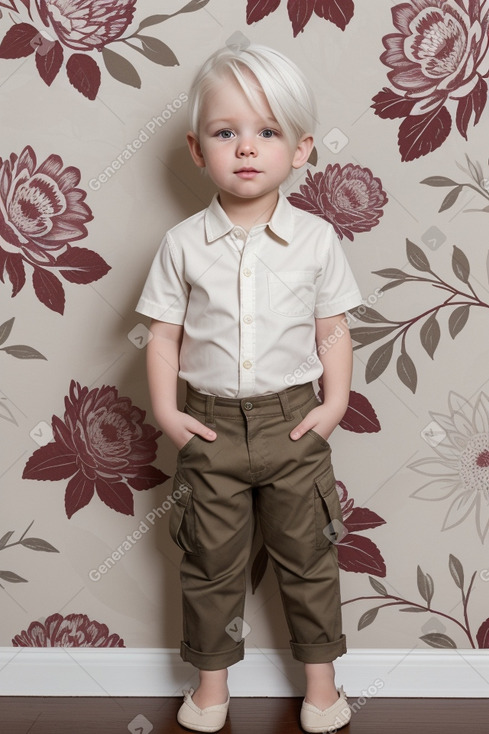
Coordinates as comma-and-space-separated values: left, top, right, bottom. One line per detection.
235, 167, 261, 179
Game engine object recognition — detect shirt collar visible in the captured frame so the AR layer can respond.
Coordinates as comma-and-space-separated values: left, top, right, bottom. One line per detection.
204, 190, 294, 245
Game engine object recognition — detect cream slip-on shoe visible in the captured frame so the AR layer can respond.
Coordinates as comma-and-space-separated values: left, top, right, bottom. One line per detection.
176, 687, 230, 733
300, 685, 351, 733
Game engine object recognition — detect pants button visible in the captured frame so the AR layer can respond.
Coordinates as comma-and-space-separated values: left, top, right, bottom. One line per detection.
243, 401, 253, 410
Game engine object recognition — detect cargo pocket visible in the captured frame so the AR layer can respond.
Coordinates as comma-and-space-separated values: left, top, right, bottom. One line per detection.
314, 466, 345, 550
169, 474, 199, 555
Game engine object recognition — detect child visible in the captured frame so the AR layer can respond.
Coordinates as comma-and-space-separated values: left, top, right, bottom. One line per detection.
136, 43, 362, 733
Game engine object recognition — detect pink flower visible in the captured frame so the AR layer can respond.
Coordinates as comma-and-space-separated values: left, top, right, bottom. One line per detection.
335, 481, 386, 576
288, 164, 388, 241
0, 145, 109, 313
382, 0, 489, 115
36, 0, 137, 51
12, 613, 125, 647
23, 380, 168, 518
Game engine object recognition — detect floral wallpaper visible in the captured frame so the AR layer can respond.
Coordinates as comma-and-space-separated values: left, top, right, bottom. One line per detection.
1, 0, 488, 664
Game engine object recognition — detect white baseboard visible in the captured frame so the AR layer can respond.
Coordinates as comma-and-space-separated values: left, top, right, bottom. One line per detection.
0, 648, 488, 697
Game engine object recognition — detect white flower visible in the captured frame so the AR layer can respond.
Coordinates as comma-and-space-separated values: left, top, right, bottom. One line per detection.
410, 392, 489, 542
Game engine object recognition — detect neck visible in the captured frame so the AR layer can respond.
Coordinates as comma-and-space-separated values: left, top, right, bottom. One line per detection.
218, 190, 279, 231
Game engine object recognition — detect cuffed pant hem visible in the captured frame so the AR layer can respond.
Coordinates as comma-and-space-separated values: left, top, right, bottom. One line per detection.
180, 639, 245, 670
290, 634, 347, 664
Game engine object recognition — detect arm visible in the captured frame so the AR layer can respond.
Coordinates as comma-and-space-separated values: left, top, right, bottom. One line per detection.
147, 319, 216, 450
290, 313, 351, 441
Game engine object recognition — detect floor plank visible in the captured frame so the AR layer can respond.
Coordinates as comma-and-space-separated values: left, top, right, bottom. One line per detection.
0, 696, 488, 734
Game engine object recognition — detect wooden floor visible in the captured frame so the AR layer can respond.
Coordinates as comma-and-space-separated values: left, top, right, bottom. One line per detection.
1, 696, 488, 734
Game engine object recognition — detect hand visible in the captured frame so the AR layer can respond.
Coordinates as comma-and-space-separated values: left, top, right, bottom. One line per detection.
289, 405, 338, 442
160, 410, 217, 451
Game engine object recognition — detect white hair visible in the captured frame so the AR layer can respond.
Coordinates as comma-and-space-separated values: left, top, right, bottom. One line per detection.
187, 44, 317, 144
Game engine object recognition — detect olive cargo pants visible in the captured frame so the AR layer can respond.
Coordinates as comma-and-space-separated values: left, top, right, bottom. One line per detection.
169, 382, 347, 671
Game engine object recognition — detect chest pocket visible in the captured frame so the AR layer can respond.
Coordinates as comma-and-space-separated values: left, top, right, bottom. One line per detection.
268, 271, 315, 317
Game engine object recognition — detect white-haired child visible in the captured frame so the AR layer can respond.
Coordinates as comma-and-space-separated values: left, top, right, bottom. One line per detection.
136, 43, 362, 733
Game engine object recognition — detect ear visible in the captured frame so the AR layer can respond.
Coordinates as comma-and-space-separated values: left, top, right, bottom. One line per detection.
292, 134, 314, 170
187, 131, 206, 169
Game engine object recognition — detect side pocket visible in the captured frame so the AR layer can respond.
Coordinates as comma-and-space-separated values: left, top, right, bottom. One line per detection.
169, 473, 199, 555
314, 465, 344, 550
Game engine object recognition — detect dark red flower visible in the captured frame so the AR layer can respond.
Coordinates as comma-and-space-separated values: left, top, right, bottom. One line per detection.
0, 145, 109, 313
372, 0, 489, 159
289, 164, 388, 241
23, 380, 168, 518
336, 481, 386, 576
36, 0, 137, 51
12, 613, 125, 647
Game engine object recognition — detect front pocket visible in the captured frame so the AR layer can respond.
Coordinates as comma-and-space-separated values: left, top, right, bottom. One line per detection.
313, 466, 345, 550
169, 473, 199, 555
177, 433, 199, 457
307, 427, 330, 449
268, 271, 315, 317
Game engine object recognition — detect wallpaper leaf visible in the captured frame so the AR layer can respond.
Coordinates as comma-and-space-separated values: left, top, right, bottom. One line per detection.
352, 240, 489, 392
416, 566, 434, 608
34, 39, 63, 86
448, 554, 464, 590
369, 577, 387, 596
476, 618, 489, 649
420, 632, 457, 649
358, 606, 379, 631
0, 319, 45, 359
338, 391, 381, 434
66, 52, 101, 99
0, 20, 37, 56
101, 46, 141, 88
455, 75, 487, 139
0, 522, 58, 588
0, 317, 14, 344
0, 570, 27, 584
419, 313, 440, 360
131, 35, 178, 67
438, 185, 463, 213
422, 155, 489, 215
343, 556, 483, 648
373, 1, 489, 160
396, 348, 417, 394
247, 0, 354, 36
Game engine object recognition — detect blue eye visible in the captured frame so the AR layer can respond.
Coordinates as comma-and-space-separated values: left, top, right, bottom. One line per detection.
260, 129, 275, 138
217, 129, 234, 139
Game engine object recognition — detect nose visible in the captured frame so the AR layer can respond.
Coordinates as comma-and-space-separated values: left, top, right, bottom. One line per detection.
237, 138, 256, 157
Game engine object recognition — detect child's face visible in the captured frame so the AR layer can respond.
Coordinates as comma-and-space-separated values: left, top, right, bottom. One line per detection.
187, 73, 312, 211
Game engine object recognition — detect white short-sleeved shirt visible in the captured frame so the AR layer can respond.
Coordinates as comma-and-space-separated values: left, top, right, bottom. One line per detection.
136, 190, 362, 398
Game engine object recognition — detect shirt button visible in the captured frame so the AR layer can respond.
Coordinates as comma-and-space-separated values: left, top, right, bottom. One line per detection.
233, 228, 245, 240
242, 268, 252, 277
243, 360, 252, 370
243, 314, 253, 324
243, 401, 253, 410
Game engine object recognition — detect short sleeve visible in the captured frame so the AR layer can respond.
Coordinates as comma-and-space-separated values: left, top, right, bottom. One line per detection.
135, 233, 189, 323
314, 226, 362, 318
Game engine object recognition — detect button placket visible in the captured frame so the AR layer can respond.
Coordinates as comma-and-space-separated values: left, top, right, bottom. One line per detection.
239, 241, 256, 394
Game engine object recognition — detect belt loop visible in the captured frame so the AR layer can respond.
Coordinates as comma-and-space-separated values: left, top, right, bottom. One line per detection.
278, 388, 293, 421
205, 394, 215, 425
